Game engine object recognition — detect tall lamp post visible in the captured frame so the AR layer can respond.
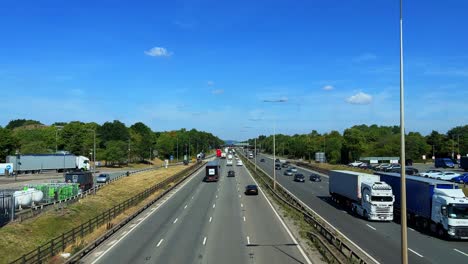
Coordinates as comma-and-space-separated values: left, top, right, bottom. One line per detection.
399, 0, 408, 263
86, 129, 97, 176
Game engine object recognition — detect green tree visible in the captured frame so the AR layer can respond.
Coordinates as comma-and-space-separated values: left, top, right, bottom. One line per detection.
343, 128, 367, 162
104, 140, 127, 165
0, 127, 18, 162
406, 132, 430, 160
98, 120, 129, 147
5, 119, 42, 130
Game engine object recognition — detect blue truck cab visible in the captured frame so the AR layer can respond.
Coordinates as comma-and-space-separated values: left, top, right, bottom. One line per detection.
435, 158, 455, 168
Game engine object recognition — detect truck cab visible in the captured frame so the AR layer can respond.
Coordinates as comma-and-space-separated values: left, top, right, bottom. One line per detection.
353, 181, 394, 221
431, 188, 468, 238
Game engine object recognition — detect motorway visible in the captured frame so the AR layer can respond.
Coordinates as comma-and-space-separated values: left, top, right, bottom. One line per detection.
251, 152, 468, 264
81, 159, 311, 264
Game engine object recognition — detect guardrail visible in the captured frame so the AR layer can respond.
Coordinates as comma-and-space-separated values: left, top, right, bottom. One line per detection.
239, 153, 374, 264
10, 162, 205, 264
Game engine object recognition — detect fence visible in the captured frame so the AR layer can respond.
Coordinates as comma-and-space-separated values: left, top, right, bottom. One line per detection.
10, 162, 204, 264
239, 154, 374, 264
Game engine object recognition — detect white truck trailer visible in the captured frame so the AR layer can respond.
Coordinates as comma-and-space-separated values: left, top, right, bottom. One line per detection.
6, 154, 90, 174
329, 170, 394, 221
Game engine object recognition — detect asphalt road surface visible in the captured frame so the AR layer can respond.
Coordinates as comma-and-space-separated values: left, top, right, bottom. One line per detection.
251, 152, 468, 264
81, 159, 311, 264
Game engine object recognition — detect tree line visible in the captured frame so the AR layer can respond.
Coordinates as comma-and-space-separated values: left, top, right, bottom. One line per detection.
247, 124, 468, 164
0, 119, 224, 165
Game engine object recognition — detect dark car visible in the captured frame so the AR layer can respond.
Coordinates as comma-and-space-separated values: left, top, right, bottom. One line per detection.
390, 167, 419, 175
245, 185, 258, 195
310, 173, 321, 182
294, 174, 305, 182
451, 173, 468, 184
260, 158, 265, 162
96, 173, 110, 183
227, 170, 235, 177
284, 169, 293, 176
285, 161, 291, 165
275, 158, 280, 162
275, 164, 281, 170
281, 163, 288, 168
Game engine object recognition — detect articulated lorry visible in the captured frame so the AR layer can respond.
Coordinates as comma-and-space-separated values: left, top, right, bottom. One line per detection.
6, 154, 90, 174
204, 160, 221, 182
375, 172, 468, 239
329, 170, 394, 221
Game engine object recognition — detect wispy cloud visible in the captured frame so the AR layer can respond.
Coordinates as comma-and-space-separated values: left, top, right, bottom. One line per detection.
322, 85, 334, 91
353, 53, 377, 63
144, 47, 173, 57
211, 89, 224, 95
346, 92, 373, 105
207, 80, 215, 86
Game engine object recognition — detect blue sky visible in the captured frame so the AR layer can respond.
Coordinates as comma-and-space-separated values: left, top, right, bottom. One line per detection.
1, 0, 467, 140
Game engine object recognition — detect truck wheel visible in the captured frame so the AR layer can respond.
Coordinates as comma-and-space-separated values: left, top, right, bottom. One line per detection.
363, 210, 369, 220
437, 226, 446, 239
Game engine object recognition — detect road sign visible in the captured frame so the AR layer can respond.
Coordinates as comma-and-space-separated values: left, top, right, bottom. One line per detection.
422, 155, 426, 160
170, 155, 174, 161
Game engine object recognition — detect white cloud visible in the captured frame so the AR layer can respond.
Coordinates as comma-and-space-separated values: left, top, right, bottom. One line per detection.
207, 81, 215, 86
346, 92, 373, 105
144, 47, 172, 57
322, 85, 334, 91
354, 53, 377, 63
211, 89, 224, 95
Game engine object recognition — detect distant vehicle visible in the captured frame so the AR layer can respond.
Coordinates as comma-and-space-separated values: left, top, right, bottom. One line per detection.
431, 172, 461, 181
221, 152, 227, 159
310, 173, 321, 182
7, 154, 90, 174
451, 173, 468, 184
281, 163, 288, 168
227, 170, 235, 177
275, 164, 281, 170
226, 159, 233, 166
384, 164, 401, 172
275, 158, 280, 163
435, 158, 455, 168
289, 167, 298, 173
205, 160, 221, 182
96, 174, 110, 183
284, 169, 293, 176
248, 153, 254, 159
294, 174, 305, 182
460, 157, 468, 171
260, 158, 265, 162
183, 160, 189, 165
65, 171, 94, 191
216, 149, 222, 158
348, 161, 364, 167
285, 161, 291, 164
375, 172, 468, 239
329, 170, 394, 221
420, 170, 443, 178
228, 154, 233, 160
390, 167, 419, 175
236, 160, 243, 166
245, 185, 258, 195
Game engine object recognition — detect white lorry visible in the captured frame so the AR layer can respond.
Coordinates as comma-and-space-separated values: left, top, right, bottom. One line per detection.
329, 170, 394, 221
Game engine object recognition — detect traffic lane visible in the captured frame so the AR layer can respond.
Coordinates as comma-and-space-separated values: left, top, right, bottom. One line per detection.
236, 164, 310, 264
254, 154, 468, 264
253, 159, 414, 264
201, 161, 248, 264
82, 165, 214, 264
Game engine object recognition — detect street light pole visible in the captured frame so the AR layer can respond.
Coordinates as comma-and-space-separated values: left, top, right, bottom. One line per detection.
255, 138, 257, 172
273, 121, 277, 190
399, 0, 408, 263
93, 130, 96, 176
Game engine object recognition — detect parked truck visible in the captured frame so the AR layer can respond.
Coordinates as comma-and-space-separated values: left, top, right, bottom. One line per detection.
375, 172, 468, 239
329, 170, 394, 221
6, 154, 90, 174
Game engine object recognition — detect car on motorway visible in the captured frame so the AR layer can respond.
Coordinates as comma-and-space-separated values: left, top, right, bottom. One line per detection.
419, 170, 443, 178
236, 160, 243, 166
96, 173, 110, 183
227, 170, 235, 177
294, 173, 305, 182
284, 169, 293, 176
389, 167, 419, 175
451, 173, 468, 184
310, 173, 321, 182
275, 158, 280, 162
289, 167, 298, 173
260, 158, 265, 162
245, 185, 258, 195
281, 163, 288, 168
275, 163, 281, 170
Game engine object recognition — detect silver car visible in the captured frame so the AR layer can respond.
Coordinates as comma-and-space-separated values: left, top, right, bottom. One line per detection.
96, 174, 110, 183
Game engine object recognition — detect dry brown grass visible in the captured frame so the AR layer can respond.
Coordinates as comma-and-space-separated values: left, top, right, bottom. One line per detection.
0, 165, 190, 263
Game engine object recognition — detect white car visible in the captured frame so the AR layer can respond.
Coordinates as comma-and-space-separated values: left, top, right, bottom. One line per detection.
348, 161, 364, 167
226, 159, 233, 166
236, 160, 243, 166
419, 170, 443, 178
432, 172, 461, 181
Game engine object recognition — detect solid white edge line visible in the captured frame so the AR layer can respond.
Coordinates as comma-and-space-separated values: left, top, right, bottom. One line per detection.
252, 155, 380, 264
408, 248, 424, 257
90, 164, 206, 264
454, 248, 468, 257
203, 236, 207, 245
156, 239, 163, 247
366, 224, 377, 231
243, 164, 313, 264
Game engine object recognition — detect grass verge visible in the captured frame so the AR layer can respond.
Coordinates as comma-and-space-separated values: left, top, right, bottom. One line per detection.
0, 165, 190, 263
